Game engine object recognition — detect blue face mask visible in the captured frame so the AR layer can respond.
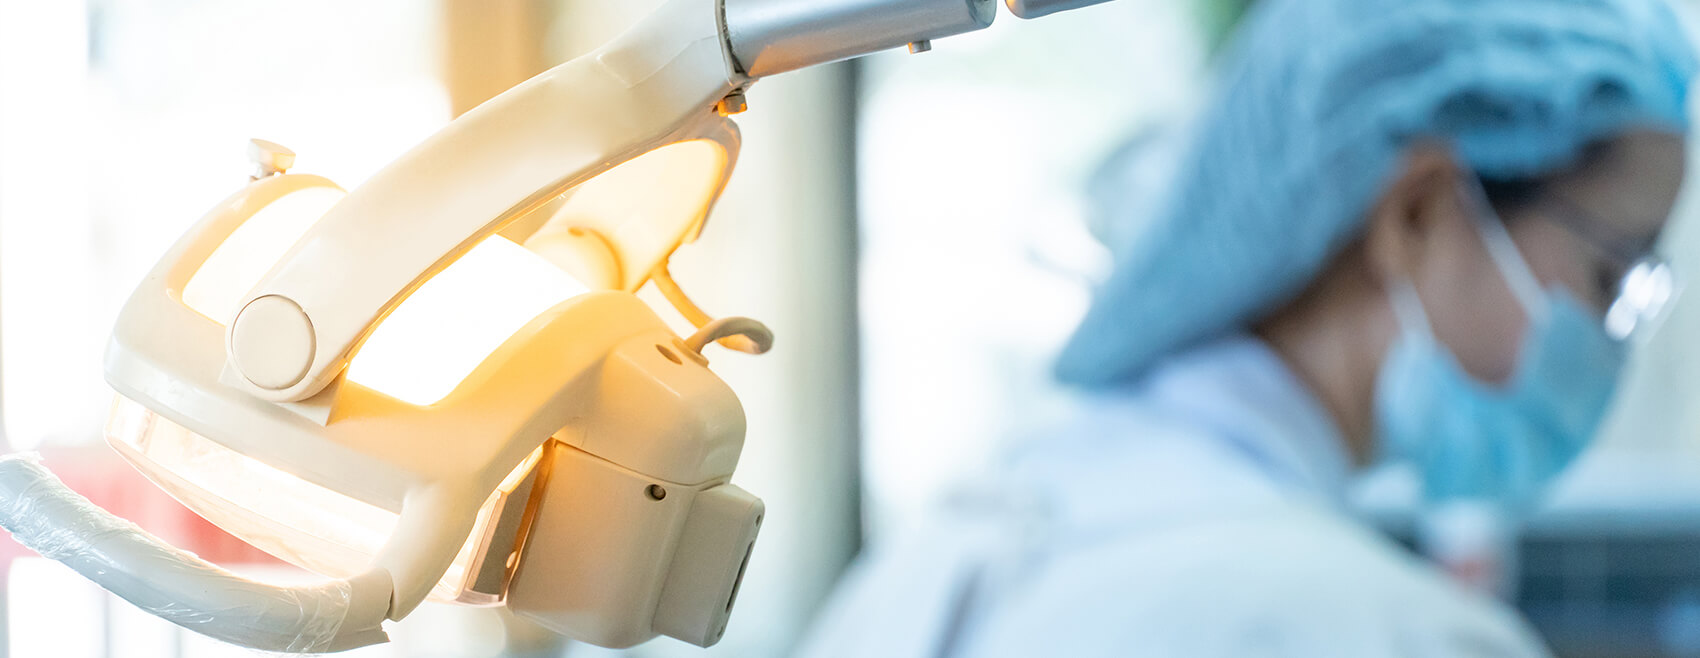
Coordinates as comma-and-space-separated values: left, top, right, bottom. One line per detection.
1373, 191, 1629, 506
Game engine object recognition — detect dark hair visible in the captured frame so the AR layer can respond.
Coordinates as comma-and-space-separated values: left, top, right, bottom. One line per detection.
1477, 139, 1614, 219
1479, 177, 1541, 215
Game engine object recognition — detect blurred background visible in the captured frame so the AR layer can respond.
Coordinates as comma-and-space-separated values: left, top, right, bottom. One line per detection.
4, 0, 1700, 656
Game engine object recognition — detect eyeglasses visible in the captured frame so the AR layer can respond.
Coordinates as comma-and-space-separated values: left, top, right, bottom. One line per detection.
1463, 175, 1679, 342
1522, 193, 1678, 342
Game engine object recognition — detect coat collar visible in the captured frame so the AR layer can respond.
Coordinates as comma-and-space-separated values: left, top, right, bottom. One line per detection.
1133, 334, 1354, 502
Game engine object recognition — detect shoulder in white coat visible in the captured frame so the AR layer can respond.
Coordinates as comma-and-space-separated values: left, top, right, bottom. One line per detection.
950, 502, 1549, 658
800, 337, 1551, 658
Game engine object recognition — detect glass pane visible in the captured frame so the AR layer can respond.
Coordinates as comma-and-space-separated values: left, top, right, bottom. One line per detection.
855, 1, 1210, 535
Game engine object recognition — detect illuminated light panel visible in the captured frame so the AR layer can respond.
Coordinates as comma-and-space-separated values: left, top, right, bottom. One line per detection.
105, 396, 397, 578
347, 236, 589, 405
182, 186, 347, 324
182, 187, 589, 406
107, 397, 546, 598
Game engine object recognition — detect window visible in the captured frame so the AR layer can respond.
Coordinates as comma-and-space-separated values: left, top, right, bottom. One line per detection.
0, 0, 449, 452
855, 0, 1211, 536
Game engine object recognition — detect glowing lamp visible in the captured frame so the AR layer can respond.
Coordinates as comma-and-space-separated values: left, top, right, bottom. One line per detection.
0, 0, 1055, 652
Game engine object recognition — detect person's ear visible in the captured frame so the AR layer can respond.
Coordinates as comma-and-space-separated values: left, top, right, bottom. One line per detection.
1364, 142, 1464, 287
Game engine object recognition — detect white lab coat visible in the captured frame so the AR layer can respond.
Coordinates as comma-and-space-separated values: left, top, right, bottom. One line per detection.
800, 336, 1550, 658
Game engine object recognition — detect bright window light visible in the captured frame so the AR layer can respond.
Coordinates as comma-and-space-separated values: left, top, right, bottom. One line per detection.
0, 0, 451, 452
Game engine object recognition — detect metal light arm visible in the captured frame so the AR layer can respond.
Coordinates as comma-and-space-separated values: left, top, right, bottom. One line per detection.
718, 0, 1118, 78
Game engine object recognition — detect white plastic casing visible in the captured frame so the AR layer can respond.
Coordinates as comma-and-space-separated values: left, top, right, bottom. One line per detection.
507, 443, 765, 648
84, 0, 769, 650
654, 484, 765, 646
222, 0, 747, 405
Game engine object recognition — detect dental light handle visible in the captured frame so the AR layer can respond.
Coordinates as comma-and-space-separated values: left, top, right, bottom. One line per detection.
0, 456, 394, 653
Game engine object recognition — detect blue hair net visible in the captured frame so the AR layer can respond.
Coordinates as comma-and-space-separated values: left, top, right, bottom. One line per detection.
1056, 0, 1697, 387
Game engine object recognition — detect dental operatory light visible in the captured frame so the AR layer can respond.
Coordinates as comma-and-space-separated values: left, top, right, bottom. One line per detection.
0, 0, 1116, 653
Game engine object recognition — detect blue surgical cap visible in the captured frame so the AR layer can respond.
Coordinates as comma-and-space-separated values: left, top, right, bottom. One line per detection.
1056, 0, 1697, 387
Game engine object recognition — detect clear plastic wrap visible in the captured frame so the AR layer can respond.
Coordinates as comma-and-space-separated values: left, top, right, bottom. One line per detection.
0, 454, 391, 653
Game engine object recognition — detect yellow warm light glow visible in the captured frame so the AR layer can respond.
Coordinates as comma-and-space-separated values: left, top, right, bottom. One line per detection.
347, 236, 589, 405
108, 397, 546, 598
182, 186, 590, 406
105, 396, 397, 578
526, 139, 727, 284
182, 186, 347, 323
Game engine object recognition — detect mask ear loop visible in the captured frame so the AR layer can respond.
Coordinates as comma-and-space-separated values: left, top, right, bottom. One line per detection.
1387, 277, 1437, 340
1456, 174, 1552, 324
